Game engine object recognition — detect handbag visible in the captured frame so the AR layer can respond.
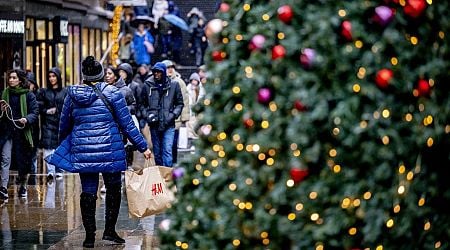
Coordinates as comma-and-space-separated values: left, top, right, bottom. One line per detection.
125, 159, 175, 218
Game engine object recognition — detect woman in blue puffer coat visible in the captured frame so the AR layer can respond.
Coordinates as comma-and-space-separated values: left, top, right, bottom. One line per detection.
46, 56, 151, 248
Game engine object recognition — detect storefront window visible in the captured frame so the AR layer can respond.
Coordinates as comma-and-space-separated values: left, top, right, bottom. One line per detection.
82, 27, 88, 59
95, 29, 101, 60
48, 21, 53, 40
26, 46, 33, 72
102, 31, 108, 52
35, 46, 41, 88
66, 25, 73, 84
56, 44, 65, 86
26, 18, 34, 41
40, 42, 47, 88
89, 29, 95, 57
36, 20, 46, 40
73, 25, 80, 84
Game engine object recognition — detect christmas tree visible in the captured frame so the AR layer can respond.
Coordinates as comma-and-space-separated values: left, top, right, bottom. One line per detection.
159, 0, 449, 249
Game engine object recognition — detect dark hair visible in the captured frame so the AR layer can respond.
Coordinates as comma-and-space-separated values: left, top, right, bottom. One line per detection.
7, 69, 28, 88
105, 65, 121, 80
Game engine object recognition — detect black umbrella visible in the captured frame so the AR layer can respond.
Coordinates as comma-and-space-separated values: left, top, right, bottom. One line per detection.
130, 15, 155, 28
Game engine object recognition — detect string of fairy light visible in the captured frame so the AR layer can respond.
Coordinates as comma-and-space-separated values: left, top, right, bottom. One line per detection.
173, 0, 447, 249
110, 5, 122, 67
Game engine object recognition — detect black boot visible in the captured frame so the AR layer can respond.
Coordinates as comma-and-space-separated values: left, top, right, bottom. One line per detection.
102, 186, 125, 244
80, 192, 97, 248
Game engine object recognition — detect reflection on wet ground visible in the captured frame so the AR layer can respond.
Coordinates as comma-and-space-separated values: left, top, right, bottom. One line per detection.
0, 173, 162, 249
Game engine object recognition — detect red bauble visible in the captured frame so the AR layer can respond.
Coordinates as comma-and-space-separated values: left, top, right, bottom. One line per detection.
375, 68, 393, 89
243, 118, 254, 128
417, 79, 431, 96
212, 50, 224, 62
294, 100, 307, 111
404, 0, 427, 18
290, 168, 309, 184
272, 45, 286, 60
219, 3, 230, 13
277, 5, 293, 24
340, 20, 353, 41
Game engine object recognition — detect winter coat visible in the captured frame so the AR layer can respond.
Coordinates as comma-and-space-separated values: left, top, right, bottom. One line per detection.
113, 78, 136, 115
46, 82, 147, 173
37, 86, 68, 149
133, 30, 154, 66
118, 63, 142, 117
141, 63, 184, 131
168, 71, 190, 129
0, 91, 39, 142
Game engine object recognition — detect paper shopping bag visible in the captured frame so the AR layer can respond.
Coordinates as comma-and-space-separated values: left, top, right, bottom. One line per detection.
178, 127, 188, 149
125, 165, 175, 218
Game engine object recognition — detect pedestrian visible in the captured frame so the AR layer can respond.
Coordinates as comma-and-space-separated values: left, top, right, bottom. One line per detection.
167, 1, 183, 63
132, 23, 155, 66
132, 64, 153, 148
105, 65, 137, 167
45, 56, 152, 248
0, 69, 39, 200
186, 72, 205, 140
26, 71, 40, 185
141, 62, 184, 167
37, 67, 68, 181
162, 60, 189, 164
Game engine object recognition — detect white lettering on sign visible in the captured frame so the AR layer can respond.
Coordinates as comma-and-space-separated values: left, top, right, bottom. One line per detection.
0, 19, 24, 34
60, 20, 68, 37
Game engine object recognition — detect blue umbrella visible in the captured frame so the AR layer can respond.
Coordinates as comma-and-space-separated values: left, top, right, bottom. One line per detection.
163, 14, 189, 31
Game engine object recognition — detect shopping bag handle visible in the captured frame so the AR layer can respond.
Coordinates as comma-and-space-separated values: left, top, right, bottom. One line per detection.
131, 158, 155, 175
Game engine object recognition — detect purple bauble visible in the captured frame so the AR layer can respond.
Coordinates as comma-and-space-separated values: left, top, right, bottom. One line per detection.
249, 34, 266, 51
300, 48, 316, 69
374, 6, 394, 26
257, 87, 273, 104
172, 167, 186, 180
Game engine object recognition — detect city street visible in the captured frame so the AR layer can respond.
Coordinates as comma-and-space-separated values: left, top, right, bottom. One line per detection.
0, 152, 166, 249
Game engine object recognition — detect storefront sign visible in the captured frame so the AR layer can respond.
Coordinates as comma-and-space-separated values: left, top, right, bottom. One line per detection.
53, 16, 68, 43
0, 19, 24, 34
108, 0, 147, 6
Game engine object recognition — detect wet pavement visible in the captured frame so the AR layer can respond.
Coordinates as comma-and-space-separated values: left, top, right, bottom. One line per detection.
0, 152, 167, 249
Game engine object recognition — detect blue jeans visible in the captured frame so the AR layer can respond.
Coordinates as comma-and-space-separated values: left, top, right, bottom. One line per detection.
150, 127, 175, 167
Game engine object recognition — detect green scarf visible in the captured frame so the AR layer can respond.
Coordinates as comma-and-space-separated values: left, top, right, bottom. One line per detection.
1, 86, 34, 147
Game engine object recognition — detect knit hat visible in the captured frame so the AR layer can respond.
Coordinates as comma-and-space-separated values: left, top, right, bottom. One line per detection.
82, 56, 104, 82
189, 72, 201, 83
162, 60, 175, 68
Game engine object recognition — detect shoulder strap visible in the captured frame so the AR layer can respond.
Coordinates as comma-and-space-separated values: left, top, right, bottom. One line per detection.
85, 82, 116, 119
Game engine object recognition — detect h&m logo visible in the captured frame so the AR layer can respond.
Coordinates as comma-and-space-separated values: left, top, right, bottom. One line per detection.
151, 183, 164, 196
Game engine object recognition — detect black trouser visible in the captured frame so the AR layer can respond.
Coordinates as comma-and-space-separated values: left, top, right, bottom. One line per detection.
172, 129, 179, 164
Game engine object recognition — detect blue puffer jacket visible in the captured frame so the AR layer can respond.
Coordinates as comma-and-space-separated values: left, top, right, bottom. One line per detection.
46, 82, 148, 173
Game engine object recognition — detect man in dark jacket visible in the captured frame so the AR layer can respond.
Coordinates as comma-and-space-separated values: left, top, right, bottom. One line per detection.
141, 62, 184, 167
37, 67, 67, 181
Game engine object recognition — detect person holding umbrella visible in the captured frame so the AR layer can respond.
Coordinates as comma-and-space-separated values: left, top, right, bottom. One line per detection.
132, 19, 155, 66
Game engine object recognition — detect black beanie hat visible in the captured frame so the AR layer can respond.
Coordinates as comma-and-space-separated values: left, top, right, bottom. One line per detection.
82, 56, 104, 82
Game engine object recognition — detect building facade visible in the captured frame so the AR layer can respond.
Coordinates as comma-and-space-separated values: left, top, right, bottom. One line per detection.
0, 0, 112, 90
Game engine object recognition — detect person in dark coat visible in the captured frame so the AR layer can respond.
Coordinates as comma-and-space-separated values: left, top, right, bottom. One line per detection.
0, 69, 39, 200
26, 71, 39, 185
141, 62, 184, 167
46, 56, 152, 248
132, 64, 151, 130
37, 67, 68, 181
117, 63, 142, 166
105, 65, 137, 167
